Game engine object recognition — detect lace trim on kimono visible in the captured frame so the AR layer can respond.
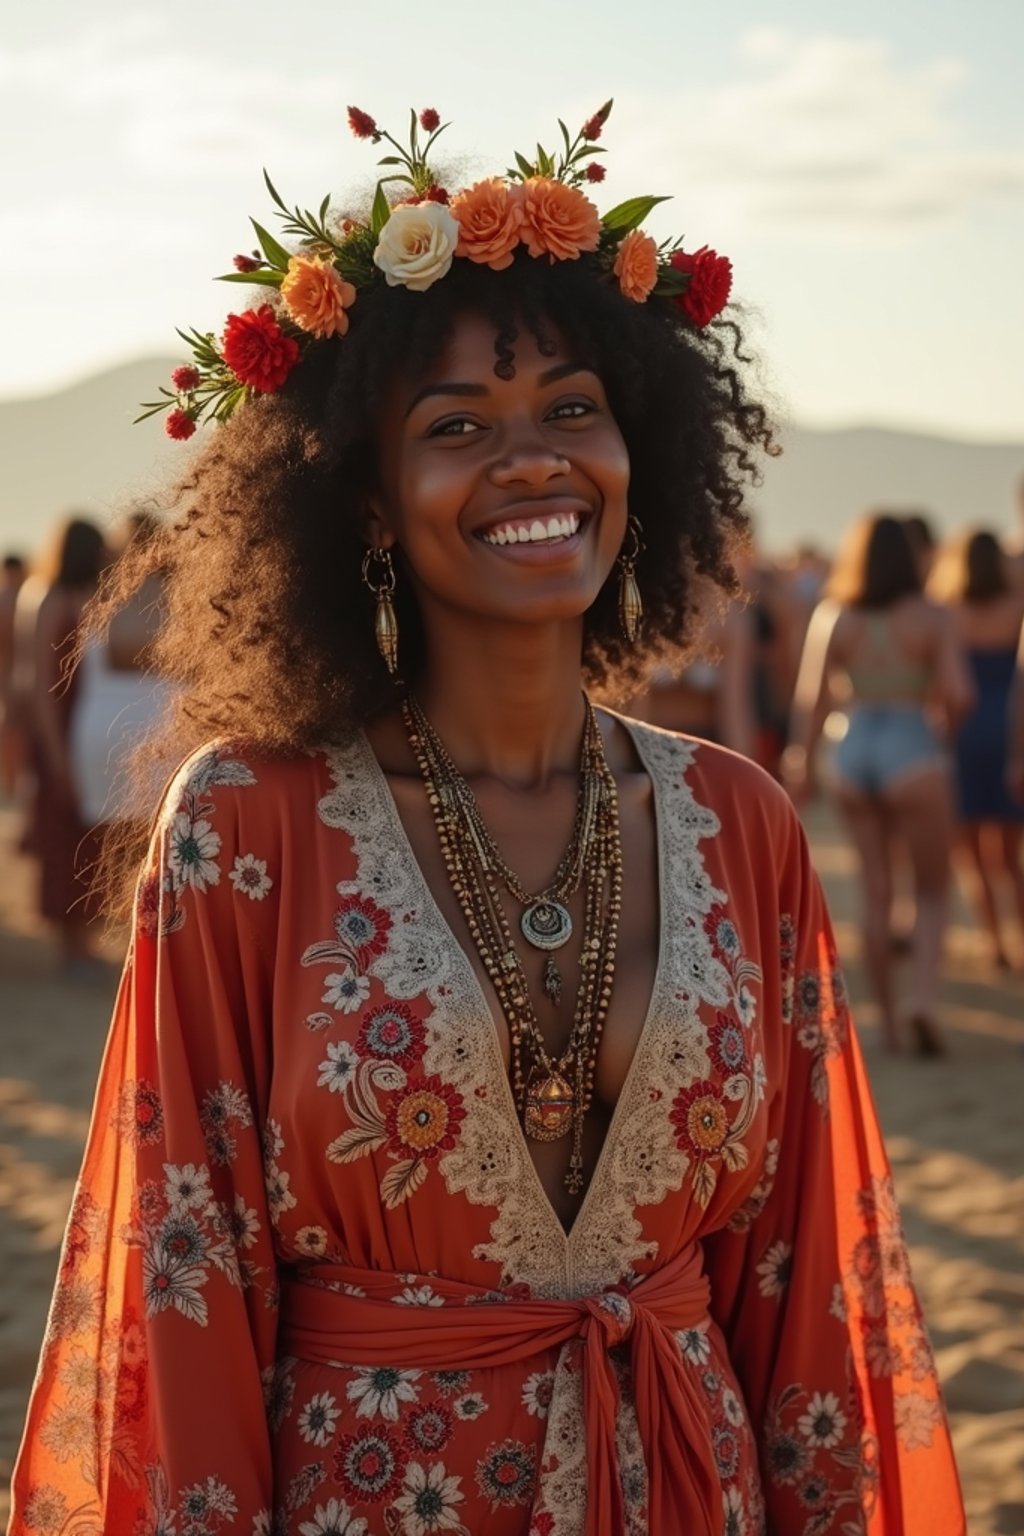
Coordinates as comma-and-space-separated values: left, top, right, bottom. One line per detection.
318, 739, 566, 1294
566, 726, 739, 1296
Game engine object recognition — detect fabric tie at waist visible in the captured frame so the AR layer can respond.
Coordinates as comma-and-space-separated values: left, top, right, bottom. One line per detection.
279, 1244, 719, 1536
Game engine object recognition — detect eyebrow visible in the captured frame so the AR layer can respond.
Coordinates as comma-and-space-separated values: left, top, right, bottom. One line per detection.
404, 361, 594, 418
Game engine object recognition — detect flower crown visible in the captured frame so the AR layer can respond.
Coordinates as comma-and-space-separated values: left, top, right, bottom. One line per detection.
139, 100, 733, 441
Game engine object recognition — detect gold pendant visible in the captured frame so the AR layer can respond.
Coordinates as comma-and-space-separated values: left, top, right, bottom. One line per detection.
524, 1071, 575, 1141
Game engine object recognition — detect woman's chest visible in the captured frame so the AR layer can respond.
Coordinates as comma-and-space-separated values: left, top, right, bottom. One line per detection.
261, 737, 778, 1290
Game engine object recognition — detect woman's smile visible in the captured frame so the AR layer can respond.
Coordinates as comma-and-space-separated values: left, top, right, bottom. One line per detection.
476, 498, 593, 560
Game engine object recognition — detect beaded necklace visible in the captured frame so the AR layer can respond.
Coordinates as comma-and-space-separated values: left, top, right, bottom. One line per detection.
402, 694, 622, 1194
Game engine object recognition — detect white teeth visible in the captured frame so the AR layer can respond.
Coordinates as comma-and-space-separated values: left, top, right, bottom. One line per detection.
482, 511, 583, 545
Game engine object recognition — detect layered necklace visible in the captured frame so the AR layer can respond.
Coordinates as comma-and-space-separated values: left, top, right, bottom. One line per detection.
402, 694, 622, 1195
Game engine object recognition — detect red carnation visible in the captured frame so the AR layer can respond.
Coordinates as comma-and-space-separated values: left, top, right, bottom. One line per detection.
347, 105, 379, 141
171, 365, 201, 392
165, 408, 196, 441
670, 246, 733, 327
585, 163, 606, 183
221, 305, 300, 393
581, 101, 612, 142
233, 253, 261, 273
419, 107, 441, 133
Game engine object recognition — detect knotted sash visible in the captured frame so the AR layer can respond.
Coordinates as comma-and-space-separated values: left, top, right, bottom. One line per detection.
279, 1243, 720, 1536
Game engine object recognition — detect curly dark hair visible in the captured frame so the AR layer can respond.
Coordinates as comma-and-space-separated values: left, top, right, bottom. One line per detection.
90, 250, 776, 903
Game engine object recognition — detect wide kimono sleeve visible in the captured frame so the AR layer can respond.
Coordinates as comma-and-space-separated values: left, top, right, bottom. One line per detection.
703, 795, 965, 1535
8, 750, 280, 1536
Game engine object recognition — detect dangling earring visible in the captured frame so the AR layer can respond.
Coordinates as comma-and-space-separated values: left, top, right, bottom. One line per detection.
617, 517, 644, 644
362, 546, 400, 677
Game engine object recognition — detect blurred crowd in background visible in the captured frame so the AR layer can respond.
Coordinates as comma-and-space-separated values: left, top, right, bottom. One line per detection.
3, 482, 1024, 1056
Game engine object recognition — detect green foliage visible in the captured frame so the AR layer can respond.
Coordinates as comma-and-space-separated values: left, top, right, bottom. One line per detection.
601, 195, 671, 233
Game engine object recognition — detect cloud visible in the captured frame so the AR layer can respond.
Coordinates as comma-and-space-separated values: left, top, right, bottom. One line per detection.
0, 17, 345, 184
614, 30, 1024, 237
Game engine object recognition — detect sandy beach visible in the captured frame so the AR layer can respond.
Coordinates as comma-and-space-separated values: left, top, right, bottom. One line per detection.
1, 796, 1022, 1533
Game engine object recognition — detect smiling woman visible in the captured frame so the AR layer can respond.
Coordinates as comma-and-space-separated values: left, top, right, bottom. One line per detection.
9, 102, 964, 1536
98, 249, 767, 803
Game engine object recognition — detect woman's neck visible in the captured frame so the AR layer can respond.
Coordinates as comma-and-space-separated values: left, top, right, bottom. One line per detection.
414, 613, 588, 789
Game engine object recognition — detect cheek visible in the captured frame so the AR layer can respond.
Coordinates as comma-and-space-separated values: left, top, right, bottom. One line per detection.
590, 430, 631, 546
392, 447, 474, 538
590, 424, 631, 504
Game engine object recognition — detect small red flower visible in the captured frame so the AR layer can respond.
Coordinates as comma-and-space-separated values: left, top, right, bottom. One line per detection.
165, 408, 196, 441
584, 163, 606, 183
404, 1399, 453, 1454
335, 1427, 405, 1503
419, 107, 441, 133
232, 253, 261, 273
221, 305, 300, 393
171, 365, 201, 392
670, 246, 733, 327
347, 105, 379, 141
582, 114, 604, 142
333, 893, 393, 970
386, 1075, 466, 1161
424, 184, 450, 203
358, 1003, 426, 1069
670, 1079, 730, 1158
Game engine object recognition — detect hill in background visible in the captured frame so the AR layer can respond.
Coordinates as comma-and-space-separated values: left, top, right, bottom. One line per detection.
1, 358, 1021, 557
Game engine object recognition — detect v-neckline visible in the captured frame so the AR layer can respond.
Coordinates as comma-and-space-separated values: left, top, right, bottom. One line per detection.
356, 710, 671, 1253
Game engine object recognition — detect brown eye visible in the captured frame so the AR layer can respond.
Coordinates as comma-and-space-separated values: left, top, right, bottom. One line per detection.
428, 416, 484, 438
548, 400, 594, 421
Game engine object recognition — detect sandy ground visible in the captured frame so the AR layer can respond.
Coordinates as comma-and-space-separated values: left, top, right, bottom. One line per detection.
0, 797, 1022, 1533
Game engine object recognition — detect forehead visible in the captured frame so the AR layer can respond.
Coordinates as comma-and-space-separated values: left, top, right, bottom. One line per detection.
422, 308, 571, 381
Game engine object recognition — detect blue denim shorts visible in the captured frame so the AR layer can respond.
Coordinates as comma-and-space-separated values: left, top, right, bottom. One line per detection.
831, 706, 946, 796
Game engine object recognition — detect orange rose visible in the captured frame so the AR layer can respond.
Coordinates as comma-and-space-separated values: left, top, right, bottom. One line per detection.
450, 178, 524, 271
281, 254, 356, 339
519, 177, 600, 262
613, 229, 658, 303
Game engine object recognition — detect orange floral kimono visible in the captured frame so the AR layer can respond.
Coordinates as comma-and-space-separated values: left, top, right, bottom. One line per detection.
9, 720, 965, 1536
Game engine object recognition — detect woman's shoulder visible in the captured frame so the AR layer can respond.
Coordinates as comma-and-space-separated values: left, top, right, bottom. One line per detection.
157, 736, 365, 827
617, 712, 797, 829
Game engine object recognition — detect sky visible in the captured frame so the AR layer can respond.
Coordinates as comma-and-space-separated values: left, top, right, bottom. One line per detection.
3, 0, 1023, 440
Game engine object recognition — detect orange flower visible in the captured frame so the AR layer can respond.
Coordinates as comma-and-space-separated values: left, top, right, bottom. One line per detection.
613, 229, 658, 303
450, 178, 524, 271
519, 177, 600, 262
280, 254, 356, 339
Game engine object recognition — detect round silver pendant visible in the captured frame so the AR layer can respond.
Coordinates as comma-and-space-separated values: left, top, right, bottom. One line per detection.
520, 899, 573, 951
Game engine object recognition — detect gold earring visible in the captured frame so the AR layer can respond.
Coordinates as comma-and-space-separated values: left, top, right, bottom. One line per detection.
361, 546, 399, 677
617, 517, 644, 644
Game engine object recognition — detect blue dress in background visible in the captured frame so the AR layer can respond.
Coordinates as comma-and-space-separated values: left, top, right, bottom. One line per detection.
954, 647, 1024, 821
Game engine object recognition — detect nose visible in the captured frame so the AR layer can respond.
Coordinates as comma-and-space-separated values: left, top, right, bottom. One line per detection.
488, 423, 571, 489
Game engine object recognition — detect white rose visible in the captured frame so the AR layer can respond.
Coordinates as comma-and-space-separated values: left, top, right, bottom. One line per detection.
373, 202, 459, 292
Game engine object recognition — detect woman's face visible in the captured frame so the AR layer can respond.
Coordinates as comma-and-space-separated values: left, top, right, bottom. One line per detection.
370, 309, 630, 632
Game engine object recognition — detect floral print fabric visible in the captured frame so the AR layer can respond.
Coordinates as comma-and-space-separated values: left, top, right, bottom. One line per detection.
8, 724, 964, 1535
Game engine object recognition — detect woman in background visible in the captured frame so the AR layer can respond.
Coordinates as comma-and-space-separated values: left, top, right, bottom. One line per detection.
0, 550, 28, 794
70, 510, 171, 832
627, 587, 757, 757
930, 529, 1024, 968
12, 515, 107, 974
785, 513, 973, 1054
